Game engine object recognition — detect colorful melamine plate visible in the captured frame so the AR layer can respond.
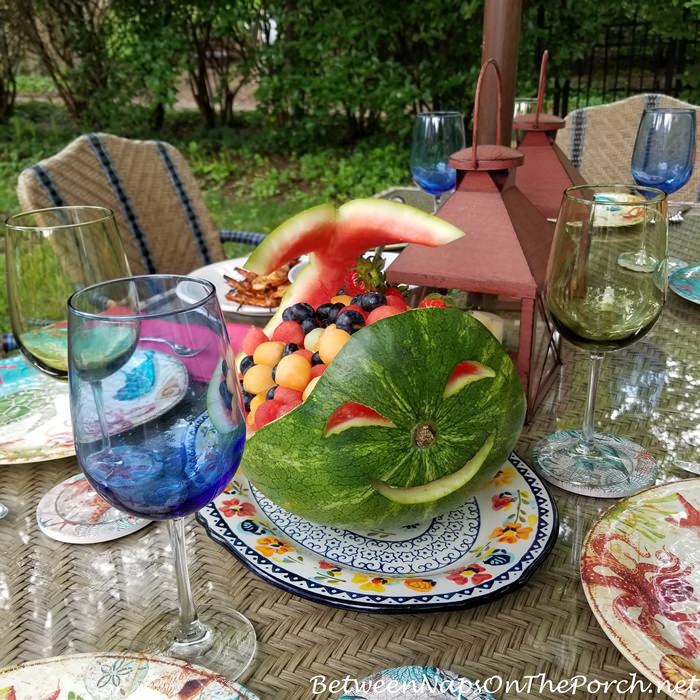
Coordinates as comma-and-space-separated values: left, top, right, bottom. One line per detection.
36, 473, 150, 544
581, 479, 700, 700
669, 265, 700, 304
0, 354, 73, 464
198, 453, 558, 612
0, 350, 188, 465
591, 192, 647, 227
0, 652, 259, 699
337, 666, 495, 700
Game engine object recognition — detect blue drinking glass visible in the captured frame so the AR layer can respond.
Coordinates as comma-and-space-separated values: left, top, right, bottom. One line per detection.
632, 108, 696, 195
67, 274, 255, 679
619, 108, 696, 274
410, 111, 466, 213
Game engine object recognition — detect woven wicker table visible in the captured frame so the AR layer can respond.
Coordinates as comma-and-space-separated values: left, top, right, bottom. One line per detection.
1, 209, 699, 700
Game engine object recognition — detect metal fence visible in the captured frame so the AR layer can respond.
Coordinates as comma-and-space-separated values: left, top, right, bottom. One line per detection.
552, 20, 700, 116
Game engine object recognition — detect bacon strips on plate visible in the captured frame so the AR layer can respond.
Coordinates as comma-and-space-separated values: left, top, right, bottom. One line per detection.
223, 263, 293, 308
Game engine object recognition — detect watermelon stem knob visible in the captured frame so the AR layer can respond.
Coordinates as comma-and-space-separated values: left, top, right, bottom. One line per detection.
413, 422, 437, 448
371, 433, 496, 505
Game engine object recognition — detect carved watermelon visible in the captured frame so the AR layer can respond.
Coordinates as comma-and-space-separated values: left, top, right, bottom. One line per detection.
245, 198, 464, 319
242, 309, 526, 529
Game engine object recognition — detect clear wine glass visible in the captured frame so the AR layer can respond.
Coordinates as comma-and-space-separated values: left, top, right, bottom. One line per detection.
5, 206, 131, 377
67, 275, 256, 678
534, 185, 668, 498
410, 111, 466, 213
618, 108, 695, 273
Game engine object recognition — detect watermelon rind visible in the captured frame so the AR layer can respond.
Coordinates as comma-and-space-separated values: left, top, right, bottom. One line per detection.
245, 203, 336, 274
371, 432, 495, 504
243, 308, 526, 529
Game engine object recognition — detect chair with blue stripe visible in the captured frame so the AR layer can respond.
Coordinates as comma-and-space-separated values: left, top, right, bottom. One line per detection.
17, 132, 265, 275
556, 93, 700, 202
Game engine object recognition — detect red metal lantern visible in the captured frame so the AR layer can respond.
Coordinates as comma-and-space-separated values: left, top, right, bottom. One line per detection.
512, 50, 585, 219
387, 59, 562, 417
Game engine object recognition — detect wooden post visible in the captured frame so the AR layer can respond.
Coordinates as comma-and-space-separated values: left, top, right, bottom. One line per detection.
479, 0, 522, 146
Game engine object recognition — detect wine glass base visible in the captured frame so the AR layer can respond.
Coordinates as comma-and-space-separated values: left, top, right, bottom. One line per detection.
129, 607, 256, 681
617, 250, 659, 273
533, 430, 658, 498
0, 503, 7, 520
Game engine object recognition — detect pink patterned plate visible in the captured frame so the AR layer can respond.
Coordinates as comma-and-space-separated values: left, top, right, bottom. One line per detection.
0, 652, 259, 699
36, 473, 150, 544
581, 479, 700, 699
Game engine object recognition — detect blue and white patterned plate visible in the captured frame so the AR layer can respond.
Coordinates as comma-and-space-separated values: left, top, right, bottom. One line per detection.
669, 265, 700, 304
197, 452, 558, 613
336, 666, 495, 700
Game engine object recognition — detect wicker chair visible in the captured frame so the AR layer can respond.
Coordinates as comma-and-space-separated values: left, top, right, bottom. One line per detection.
16, 132, 265, 275
556, 94, 700, 201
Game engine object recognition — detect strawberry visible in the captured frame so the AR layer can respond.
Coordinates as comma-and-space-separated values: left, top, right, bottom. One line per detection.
418, 293, 453, 309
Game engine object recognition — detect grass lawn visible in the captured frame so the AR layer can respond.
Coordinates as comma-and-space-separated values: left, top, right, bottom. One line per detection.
0, 102, 411, 334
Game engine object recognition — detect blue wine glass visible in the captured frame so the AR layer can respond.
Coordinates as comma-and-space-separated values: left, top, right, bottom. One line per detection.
619, 108, 696, 273
67, 274, 255, 679
410, 111, 466, 213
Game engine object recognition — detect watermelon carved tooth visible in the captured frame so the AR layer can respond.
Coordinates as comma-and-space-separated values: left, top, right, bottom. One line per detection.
443, 360, 495, 399
324, 402, 396, 437
372, 433, 495, 504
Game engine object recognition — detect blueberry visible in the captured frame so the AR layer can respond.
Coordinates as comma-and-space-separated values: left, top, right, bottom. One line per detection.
242, 391, 254, 412
271, 365, 277, 381
239, 355, 255, 374
283, 343, 299, 356
358, 292, 386, 311
221, 359, 228, 376
266, 385, 278, 400
311, 351, 323, 366
336, 288, 345, 295
282, 302, 315, 323
336, 309, 364, 334
316, 303, 334, 321
351, 294, 362, 306
219, 380, 233, 406
327, 302, 345, 324
301, 317, 318, 334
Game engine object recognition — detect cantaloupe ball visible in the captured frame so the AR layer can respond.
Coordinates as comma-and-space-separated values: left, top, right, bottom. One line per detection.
248, 392, 267, 421
304, 326, 324, 352
302, 376, 320, 401
253, 341, 285, 367
331, 294, 353, 305
319, 326, 351, 364
275, 353, 312, 392
243, 364, 275, 395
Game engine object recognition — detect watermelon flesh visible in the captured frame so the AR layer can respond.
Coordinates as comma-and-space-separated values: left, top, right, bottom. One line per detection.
245, 198, 464, 314
242, 309, 526, 530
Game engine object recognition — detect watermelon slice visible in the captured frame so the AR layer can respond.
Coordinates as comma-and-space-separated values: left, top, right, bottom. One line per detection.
245, 199, 464, 320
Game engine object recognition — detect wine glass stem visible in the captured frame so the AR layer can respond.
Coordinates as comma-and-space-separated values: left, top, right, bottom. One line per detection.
582, 353, 604, 448
168, 517, 207, 644
90, 380, 111, 452
432, 194, 441, 214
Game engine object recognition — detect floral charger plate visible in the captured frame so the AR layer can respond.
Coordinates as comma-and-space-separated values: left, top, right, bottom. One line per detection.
0, 350, 188, 465
669, 266, 700, 305
581, 478, 700, 699
197, 452, 558, 612
0, 652, 259, 699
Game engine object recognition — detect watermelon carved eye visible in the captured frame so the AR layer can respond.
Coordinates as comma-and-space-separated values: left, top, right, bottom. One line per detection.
323, 402, 396, 437
443, 360, 495, 399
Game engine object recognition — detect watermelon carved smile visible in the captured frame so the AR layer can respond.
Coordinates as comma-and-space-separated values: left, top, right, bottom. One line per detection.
243, 309, 526, 530
372, 433, 495, 504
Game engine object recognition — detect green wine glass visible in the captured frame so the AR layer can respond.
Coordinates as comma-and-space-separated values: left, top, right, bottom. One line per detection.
5, 206, 130, 377
534, 185, 668, 498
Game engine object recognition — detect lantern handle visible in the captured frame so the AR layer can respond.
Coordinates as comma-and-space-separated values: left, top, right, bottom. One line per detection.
535, 50, 549, 129
471, 58, 503, 168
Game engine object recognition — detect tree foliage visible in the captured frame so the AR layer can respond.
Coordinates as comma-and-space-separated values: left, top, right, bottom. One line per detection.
0, 0, 23, 121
